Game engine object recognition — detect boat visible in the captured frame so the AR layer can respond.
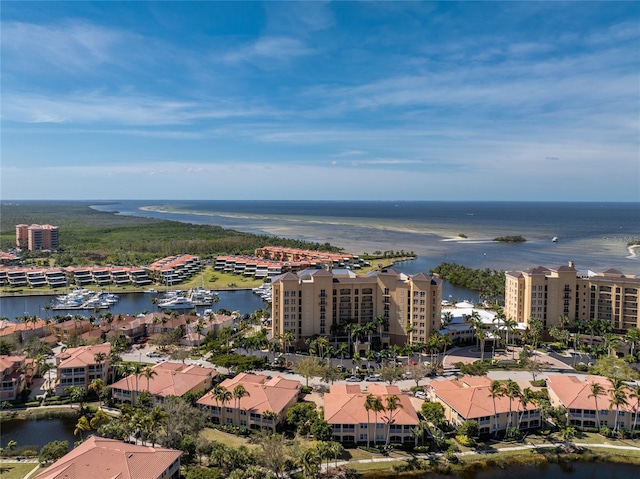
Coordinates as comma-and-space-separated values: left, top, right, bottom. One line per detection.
157, 296, 195, 310
552, 237, 558, 242
188, 287, 218, 306
144, 288, 158, 294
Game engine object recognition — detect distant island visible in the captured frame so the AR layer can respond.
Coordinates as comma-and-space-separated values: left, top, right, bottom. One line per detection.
493, 235, 527, 243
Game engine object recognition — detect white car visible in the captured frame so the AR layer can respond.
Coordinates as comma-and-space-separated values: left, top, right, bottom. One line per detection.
345, 376, 360, 382
415, 391, 427, 399
365, 374, 381, 382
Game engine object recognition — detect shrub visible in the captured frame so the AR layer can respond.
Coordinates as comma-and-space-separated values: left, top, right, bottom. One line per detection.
25, 401, 41, 408
530, 379, 546, 387
455, 435, 476, 447
300, 385, 313, 394
444, 449, 459, 463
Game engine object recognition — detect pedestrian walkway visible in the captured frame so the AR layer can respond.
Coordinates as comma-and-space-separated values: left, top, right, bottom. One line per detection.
321, 440, 640, 473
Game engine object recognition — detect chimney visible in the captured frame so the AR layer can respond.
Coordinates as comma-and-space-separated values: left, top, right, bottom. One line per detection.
568, 261, 575, 268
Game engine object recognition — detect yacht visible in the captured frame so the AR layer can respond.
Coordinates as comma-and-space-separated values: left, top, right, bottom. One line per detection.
552, 237, 559, 242
157, 296, 195, 310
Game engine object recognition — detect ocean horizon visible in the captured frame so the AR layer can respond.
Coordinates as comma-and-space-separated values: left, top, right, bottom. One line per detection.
88, 200, 640, 275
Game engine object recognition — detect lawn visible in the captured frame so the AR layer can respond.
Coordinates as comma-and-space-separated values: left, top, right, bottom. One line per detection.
0, 462, 40, 479
200, 428, 258, 449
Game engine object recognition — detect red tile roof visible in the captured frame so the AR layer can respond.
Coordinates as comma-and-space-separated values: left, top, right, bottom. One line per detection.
34, 436, 181, 479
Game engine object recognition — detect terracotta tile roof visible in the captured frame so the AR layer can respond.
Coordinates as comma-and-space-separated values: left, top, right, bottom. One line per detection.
56, 343, 111, 369
547, 375, 635, 412
0, 355, 25, 372
428, 376, 531, 419
112, 362, 215, 397
198, 373, 300, 415
324, 383, 419, 426
34, 436, 181, 479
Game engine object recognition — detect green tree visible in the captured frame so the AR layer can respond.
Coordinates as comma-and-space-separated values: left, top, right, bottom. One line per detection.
588, 381, 606, 433
39, 440, 69, 465
608, 377, 629, 432
297, 448, 321, 479
233, 385, 250, 428
74, 415, 91, 441
383, 395, 403, 446
488, 380, 505, 437
294, 357, 322, 388
65, 386, 86, 411
457, 419, 479, 439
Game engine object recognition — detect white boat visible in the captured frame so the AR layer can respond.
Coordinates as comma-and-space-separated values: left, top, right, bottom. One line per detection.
157, 296, 195, 310
552, 237, 558, 242
188, 287, 218, 306
144, 288, 158, 294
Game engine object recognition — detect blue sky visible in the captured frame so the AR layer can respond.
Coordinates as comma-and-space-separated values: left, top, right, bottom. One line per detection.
2, 1, 639, 201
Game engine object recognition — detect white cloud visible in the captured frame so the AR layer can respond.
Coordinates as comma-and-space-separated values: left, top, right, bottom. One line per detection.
2, 20, 130, 72
2, 92, 272, 125
223, 36, 315, 64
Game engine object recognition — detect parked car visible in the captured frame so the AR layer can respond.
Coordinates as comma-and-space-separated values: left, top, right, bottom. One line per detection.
345, 376, 361, 382
415, 391, 427, 399
365, 374, 381, 382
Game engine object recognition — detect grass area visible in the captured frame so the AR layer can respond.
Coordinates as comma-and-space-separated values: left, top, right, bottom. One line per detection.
200, 428, 257, 449
350, 460, 408, 472
0, 462, 40, 479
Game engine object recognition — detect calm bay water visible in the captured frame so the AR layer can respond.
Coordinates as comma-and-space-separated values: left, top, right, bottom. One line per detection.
92, 200, 640, 274
0, 290, 269, 322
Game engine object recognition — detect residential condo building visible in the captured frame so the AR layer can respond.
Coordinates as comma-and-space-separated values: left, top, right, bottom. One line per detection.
16, 224, 59, 251
505, 263, 639, 331
271, 267, 442, 349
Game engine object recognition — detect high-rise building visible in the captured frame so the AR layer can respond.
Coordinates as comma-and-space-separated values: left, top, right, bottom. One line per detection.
505, 263, 639, 331
15, 224, 59, 251
271, 267, 442, 349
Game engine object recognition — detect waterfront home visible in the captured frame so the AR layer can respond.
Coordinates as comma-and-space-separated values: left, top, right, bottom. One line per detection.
0, 318, 53, 343
0, 355, 34, 401
112, 362, 215, 406
34, 436, 181, 479
324, 383, 419, 446
547, 374, 639, 431
426, 376, 540, 435
52, 318, 92, 343
271, 267, 441, 349
505, 263, 640, 334
197, 372, 300, 431
54, 343, 112, 395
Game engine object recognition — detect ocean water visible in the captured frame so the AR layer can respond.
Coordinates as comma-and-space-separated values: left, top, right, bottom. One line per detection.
91, 201, 640, 275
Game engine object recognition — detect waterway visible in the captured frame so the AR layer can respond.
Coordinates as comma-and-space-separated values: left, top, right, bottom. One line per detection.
0, 279, 478, 322
0, 289, 270, 322
0, 417, 76, 451
438, 461, 639, 479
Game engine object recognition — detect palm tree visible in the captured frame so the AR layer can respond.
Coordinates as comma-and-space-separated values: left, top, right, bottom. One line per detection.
74, 415, 91, 440
588, 381, 606, 432
233, 384, 250, 429
625, 328, 640, 359
488, 380, 505, 437
364, 393, 376, 448
262, 410, 279, 434
608, 378, 629, 432
371, 396, 384, 446
504, 380, 522, 430
517, 387, 537, 429
629, 384, 640, 433
603, 333, 619, 357
476, 328, 488, 361
298, 448, 321, 479
148, 406, 168, 446
383, 395, 403, 446
142, 365, 158, 394
88, 378, 105, 406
